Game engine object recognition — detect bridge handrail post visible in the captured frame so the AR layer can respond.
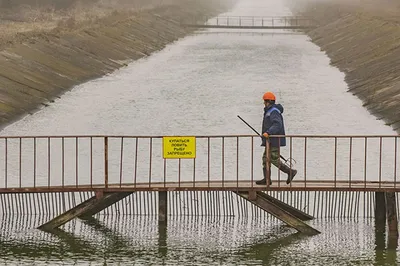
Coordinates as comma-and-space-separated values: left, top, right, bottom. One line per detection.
266, 140, 271, 187
105, 137, 108, 188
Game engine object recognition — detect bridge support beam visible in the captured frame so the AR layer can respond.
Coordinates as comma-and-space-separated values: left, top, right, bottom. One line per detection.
38, 192, 132, 231
374, 192, 398, 249
79, 192, 132, 219
385, 192, 398, 249
159, 191, 168, 224
375, 192, 386, 230
257, 192, 314, 221
235, 191, 320, 236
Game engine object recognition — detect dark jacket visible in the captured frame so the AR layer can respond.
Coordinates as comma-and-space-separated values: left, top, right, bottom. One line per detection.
261, 104, 286, 147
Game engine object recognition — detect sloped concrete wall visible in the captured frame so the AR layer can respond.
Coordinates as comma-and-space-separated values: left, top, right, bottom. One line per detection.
0, 0, 235, 128
289, 0, 400, 133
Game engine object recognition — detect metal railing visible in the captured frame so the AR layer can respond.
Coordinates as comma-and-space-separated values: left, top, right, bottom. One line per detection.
181, 16, 317, 28
0, 135, 398, 192
0, 191, 388, 218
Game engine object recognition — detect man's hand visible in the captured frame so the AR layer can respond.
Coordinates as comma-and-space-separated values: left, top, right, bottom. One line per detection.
263, 132, 269, 138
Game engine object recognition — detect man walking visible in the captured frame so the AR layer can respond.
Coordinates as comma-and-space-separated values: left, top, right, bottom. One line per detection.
256, 91, 297, 185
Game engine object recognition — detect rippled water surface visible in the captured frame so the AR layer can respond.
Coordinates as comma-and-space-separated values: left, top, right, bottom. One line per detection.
0, 1, 394, 137
0, 215, 398, 265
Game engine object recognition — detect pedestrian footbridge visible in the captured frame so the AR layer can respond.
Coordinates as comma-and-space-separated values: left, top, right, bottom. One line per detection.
180, 16, 317, 30
0, 134, 398, 237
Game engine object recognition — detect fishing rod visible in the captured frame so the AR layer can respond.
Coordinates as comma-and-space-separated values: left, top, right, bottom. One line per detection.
237, 115, 293, 163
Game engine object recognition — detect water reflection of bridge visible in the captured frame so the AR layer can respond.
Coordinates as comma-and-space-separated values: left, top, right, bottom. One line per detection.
180, 16, 317, 30
2, 215, 395, 264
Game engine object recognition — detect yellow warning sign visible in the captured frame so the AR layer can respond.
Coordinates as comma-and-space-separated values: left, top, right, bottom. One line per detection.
163, 136, 196, 159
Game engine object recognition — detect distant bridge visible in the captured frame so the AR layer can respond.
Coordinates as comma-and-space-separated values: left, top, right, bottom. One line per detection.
181, 16, 317, 30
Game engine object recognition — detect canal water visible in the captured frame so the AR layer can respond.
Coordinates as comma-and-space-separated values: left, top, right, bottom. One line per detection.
0, 0, 398, 265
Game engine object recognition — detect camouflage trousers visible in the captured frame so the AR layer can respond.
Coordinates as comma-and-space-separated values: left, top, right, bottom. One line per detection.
262, 147, 280, 169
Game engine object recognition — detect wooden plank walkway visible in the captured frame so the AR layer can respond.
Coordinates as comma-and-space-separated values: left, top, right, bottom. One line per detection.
2, 180, 400, 193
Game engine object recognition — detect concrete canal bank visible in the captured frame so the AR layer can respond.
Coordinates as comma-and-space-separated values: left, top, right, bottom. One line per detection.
0, 0, 235, 128
288, 0, 400, 133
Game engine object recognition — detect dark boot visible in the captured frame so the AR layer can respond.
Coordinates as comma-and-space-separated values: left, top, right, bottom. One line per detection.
279, 163, 297, 184
256, 168, 272, 185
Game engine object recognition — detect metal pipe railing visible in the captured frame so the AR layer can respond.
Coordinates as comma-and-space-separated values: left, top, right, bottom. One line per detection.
0, 135, 398, 192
